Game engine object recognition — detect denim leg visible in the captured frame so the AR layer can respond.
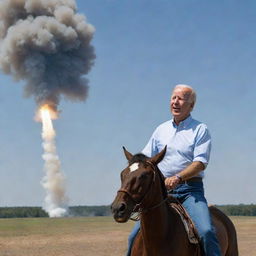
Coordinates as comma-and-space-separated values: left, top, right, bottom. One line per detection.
179, 184, 222, 256
126, 221, 140, 256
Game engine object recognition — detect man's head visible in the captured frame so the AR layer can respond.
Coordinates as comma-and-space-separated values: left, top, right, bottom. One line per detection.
170, 84, 196, 125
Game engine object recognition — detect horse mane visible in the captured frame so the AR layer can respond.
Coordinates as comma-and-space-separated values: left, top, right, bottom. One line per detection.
129, 153, 168, 199
156, 166, 168, 199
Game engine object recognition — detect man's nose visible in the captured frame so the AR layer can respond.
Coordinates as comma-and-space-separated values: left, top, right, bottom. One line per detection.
172, 98, 179, 104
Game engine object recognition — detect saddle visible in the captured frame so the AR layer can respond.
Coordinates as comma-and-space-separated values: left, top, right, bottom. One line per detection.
168, 196, 200, 245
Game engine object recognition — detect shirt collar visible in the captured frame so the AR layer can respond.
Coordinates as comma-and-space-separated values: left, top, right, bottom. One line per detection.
171, 115, 193, 128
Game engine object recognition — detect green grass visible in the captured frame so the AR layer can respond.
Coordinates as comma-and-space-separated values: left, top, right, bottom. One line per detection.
0, 216, 132, 237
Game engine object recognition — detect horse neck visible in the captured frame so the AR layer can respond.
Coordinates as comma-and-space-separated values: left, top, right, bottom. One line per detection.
139, 172, 178, 251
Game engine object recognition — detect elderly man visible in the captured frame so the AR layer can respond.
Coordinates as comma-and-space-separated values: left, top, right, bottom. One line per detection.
126, 84, 221, 256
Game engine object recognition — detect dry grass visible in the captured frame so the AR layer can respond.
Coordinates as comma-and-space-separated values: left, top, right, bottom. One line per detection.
0, 216, 255, 256
0, 217, 133, 256
231, 216, 256, 256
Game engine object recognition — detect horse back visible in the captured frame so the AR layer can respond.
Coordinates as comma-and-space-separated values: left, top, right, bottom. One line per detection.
209, 206, 239, 256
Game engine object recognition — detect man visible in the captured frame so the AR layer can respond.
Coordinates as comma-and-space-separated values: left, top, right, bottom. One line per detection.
127, 84, 221, 256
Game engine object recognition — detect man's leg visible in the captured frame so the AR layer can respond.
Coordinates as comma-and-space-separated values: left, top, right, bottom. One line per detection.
181, 186, 221, 256
126, 221, 140, 256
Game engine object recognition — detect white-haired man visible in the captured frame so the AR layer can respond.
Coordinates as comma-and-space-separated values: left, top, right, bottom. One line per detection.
127, 85, 221, 256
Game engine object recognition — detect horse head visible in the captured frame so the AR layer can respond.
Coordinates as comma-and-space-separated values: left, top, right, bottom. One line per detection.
111, 146, 167, 223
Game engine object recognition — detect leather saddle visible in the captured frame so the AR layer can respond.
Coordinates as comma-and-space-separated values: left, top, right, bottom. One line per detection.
168, 196, 200, 245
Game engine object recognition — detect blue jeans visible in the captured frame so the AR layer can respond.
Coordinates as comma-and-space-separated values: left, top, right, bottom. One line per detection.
126, 181, 221, 256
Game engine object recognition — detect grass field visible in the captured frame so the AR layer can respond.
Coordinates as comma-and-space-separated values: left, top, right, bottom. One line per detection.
0, 216, 255, 256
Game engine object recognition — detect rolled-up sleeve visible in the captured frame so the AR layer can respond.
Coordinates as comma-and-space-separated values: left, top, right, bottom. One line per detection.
193, 125, 211, 167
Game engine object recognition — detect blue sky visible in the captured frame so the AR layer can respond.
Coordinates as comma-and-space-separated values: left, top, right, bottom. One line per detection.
0, 0, 256, 207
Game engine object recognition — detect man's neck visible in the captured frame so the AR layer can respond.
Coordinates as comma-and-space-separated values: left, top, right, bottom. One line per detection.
173, 115, 190, 125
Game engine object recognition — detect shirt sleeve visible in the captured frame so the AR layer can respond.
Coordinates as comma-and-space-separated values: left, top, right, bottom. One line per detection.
193, 124, 211, 167
141, 129, 159, 157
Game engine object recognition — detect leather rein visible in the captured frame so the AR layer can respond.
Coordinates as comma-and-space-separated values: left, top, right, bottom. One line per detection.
117, 161, 168, 221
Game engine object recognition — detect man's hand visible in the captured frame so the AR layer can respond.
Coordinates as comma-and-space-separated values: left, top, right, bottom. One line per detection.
165, 162, 205, 190
165, 176, 181, 190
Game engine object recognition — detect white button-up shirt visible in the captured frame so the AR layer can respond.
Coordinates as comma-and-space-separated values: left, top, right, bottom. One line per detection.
142, 115, 211, 178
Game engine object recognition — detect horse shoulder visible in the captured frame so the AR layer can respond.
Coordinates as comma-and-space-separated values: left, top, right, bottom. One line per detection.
131, 232, 144, 256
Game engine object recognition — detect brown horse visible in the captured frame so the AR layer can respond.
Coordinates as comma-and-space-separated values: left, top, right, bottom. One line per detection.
111, 147, 239, 256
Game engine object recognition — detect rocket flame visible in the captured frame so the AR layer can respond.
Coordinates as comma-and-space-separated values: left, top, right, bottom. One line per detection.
37, 105, 59, 122
40, 107, 55, 139
40, 105, 68, 217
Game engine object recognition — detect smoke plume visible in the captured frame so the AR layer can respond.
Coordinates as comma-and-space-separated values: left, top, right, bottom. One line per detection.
41, 107, 68, 217
0, 0, 95, 112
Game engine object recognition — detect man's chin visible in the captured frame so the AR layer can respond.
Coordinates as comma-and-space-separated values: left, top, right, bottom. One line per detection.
171, 111, 181, 117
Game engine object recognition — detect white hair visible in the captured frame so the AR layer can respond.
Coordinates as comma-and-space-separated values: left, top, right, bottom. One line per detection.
173, 84, 196, 104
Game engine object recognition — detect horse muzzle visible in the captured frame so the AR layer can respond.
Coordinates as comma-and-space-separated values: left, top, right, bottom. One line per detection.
111, 195, 134, 223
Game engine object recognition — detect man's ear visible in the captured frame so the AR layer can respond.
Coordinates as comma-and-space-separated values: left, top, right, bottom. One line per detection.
123, 147, 133, 161
149, 146, 167, 165
190, 102, 195, 111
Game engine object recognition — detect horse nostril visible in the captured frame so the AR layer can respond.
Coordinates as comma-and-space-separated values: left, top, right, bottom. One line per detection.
119, 203, 126, 212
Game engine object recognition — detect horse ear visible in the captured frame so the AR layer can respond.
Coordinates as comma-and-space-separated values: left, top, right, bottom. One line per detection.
123, 146, 133, 161
149, 146, 167, 165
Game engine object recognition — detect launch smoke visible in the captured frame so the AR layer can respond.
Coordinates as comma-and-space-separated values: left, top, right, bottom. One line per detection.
41, 107, 68, 217
0, 0, 95, 111
0, 0, 96, 217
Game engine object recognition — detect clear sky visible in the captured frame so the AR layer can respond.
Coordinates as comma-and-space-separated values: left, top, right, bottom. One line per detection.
0, 0, 256, 207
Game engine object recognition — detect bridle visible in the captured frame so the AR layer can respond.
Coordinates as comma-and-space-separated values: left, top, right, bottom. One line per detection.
117, 160, 168, 221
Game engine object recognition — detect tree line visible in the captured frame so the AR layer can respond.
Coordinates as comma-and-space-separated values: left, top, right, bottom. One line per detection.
0, 205, 111, 218
216, 204, 256, 216
0, 204, 255, 218
0, 207, 48, 218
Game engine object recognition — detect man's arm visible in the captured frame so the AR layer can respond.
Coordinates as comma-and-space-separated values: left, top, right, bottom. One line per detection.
165, 161, 205, 190
178, 161, 205, 180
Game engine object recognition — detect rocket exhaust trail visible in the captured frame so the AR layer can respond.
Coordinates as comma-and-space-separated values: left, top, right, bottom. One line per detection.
40, 106, 68, 217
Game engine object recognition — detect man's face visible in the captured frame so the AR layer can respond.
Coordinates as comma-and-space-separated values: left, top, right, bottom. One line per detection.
170, 87, 194, 124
